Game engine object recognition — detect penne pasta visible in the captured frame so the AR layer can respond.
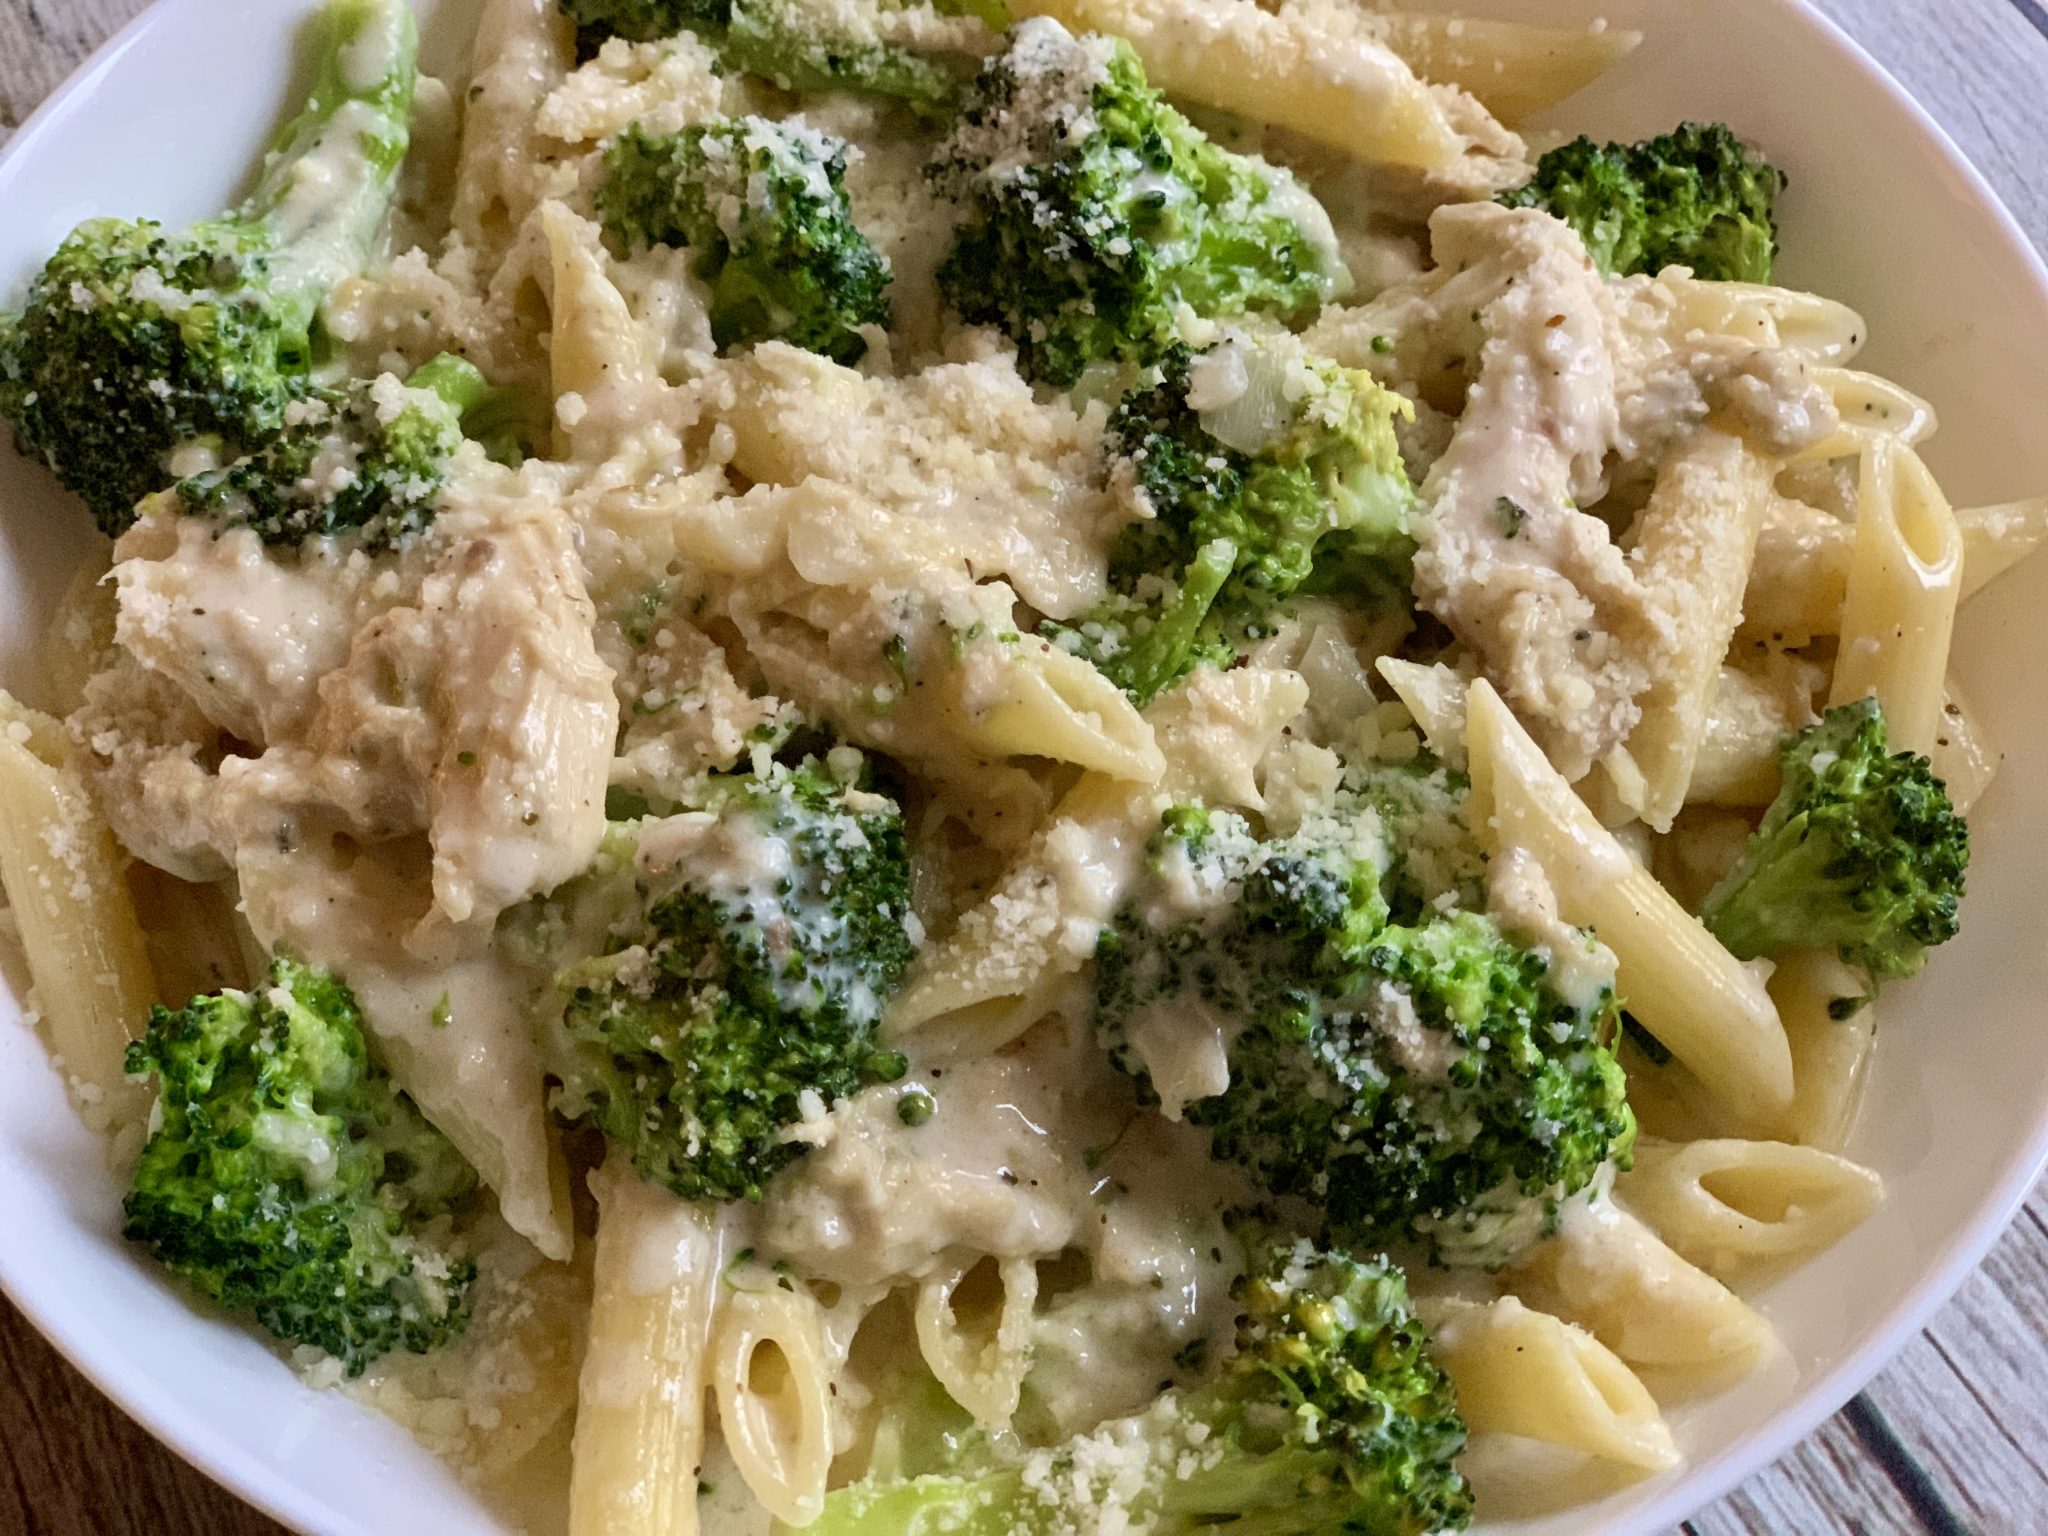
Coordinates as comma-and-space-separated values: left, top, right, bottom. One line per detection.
1466, 679, 1794, 1126
912, 1257, 1040, 1430
1828, 440, 1963, 754
1687, 656, 1825, 808
0, 692, 154, 1133
10, 3, 2044, 1525
1618, 1138, 1883, 1281
1008, 0, 1487, 172
1746, 495, 2048, 644
1425, 1296, 1678, 1472
934, 633, 1165, 784
1768, 948, 1878, 1152
1509, 1196, 1780, 1394
451, 0, 576, 260
1376, 656, 1469, 768
1954, 496, 2048, 600
542, 201, 664, 462
711, 1279, 836, 1528
1664, 279, 1868, 364
1792, 367, 1939, 463
569, 1164, 725, 1536
1927, 679, 2000, 815
39, 550, 117, 718
1368, 12, 1640, 125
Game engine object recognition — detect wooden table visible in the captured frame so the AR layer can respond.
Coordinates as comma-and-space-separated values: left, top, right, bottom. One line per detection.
2, 1, 2045, 1532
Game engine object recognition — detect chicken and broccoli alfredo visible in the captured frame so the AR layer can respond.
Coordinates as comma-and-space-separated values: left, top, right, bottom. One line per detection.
1, 0, 2031, 1528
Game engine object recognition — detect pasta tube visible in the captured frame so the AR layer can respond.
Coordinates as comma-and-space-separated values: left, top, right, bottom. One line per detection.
1369, 13, 1639, 125
1509, 1198, 1780, 1392
711, 1282, 836, 1527
1465, 679, 1794, 1125
1829, 440, 1963, 754
1426, 1296, 1678, 1471
570, 1164, 725, 1536
1009, 0, 1476, 170
0, 692, 154, 1132
1618, 1138, 1883, 1281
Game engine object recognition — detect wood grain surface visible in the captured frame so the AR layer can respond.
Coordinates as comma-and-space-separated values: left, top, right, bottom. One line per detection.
2, 2, 2046, 1534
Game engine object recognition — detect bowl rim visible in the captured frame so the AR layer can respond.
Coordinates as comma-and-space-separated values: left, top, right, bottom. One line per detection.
1, 1, 2046, 1532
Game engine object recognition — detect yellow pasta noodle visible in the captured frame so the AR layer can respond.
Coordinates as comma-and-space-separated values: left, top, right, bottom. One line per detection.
38, 550, 117, 718
889, 667, 1305, 1048
1664, 278, 1868, 363
1425, 1296, 1678, 1471
1769, 948, 1878, 1152
570, 1164, 726, 1536
1375, 657, 1469, 768
1687, 656, 1825, 808
542, 201, 666, 462
1927, 679, 2000, 815
1953, 495, 2048, 600
1618, 1138, 1883, 1281
1508, 1197, 1780, 1394
912, 1257, 1041, 1429
933, 633, 1164, 784
1009, 0, 1481, 171
1792, 366, 1939, 463
1465, 679, 1794, 1126
0, 692, 154, 1133
1749, 494, 2048, 646
1368, 12, 1640, 125
452, 0, 576, 259
711, 1280, 836, 1528
1829, 440, 1963, 753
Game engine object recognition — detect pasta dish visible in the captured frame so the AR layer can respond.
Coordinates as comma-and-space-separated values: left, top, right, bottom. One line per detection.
0, 0, 2034, 1529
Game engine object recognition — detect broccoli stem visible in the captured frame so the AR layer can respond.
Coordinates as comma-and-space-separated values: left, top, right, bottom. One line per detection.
402, 353, 489, 411
1119, 536, 1235, 704
240, 0, 419, 341
403, 352, 530, 461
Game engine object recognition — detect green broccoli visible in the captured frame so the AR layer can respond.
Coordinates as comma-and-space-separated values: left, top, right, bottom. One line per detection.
1700, 697, 1968, 990
1047, 336, 1414, 704
598, 119, 891, 365
1097, 795, 1632, 1267
121, 959, 477, 1376
0, 0, 418, 535
543, 756, 918, 1203
808, 1241, 1471, 1535
928, 19, 1349, 386
1345, 753, 1488, 924
561, 0, 962, 110
171, 354, 519, 546
1498, 121, 1785, 284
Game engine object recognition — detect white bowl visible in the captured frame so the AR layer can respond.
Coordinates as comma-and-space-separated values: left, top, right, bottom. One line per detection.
3, 2, 2045, 1532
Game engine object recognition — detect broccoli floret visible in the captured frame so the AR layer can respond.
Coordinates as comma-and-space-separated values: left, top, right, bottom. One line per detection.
1700, 698, 1968, 990
121, 959, 476, 1376
809, 1241, 1471, 1535
546, 756, 918, 1202
1094, 805, 1389, 1073
170, 354, 517, 545
1347, 754, 1487, 924
562, 0, 961, 110
598, 119, 890, 364
928, 19, 1348, 386
0, 0, 418, 535
1048, 336, 1414, 703
1098, 798, 1633, 1266
1499, 121, 1785, 284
